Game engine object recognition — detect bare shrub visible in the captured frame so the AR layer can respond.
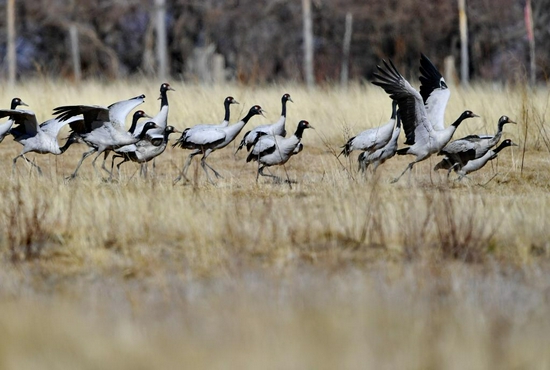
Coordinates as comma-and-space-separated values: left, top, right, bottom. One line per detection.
430, 189, 498, 263
398, 189, 498, 262
399, 191, 434, 260
2, 182, 55, 262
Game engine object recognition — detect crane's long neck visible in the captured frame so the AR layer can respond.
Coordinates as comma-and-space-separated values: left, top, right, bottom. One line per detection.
227, 111, 258, 140
160, 89, 169, 109
490, 122, 506, 146
223, 100, 231, 122
281, 98, 288, 117
59, 134, 77, 154
294, 124, 306, 140
241, 110, 258, 126
451, 114, 468, 129
493, 142, 509, 154
129, 116, 140, 134
138, 126, 155, 140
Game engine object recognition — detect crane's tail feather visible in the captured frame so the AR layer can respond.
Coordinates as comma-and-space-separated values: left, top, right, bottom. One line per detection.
339, 137, 355, 157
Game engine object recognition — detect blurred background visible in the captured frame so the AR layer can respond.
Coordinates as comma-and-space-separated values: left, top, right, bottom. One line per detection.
0, 0, 548, 85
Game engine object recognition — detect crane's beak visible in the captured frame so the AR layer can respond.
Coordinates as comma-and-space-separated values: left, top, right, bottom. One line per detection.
288, 97, 294, 103
233, 100, 240, 105
20, 100, 29, 107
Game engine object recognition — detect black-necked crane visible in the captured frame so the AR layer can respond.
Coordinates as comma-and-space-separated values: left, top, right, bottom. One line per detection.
128, 110, 153, 134
455, 139, 517, 180
112, 125, 181, 177
358, 110, 401, 173
418, 54, 451, 131
434, 115, 516, 176
191, 96, 239, 131
0, 98, 28, 143
52, 94, 148, 179
134, 83, 174, 140
236, 93, 292, 152
372, 59, 479, 183
67, 120, 159, 179
246, 120, 313, 182
173, 105, 264, 184
340, 100, 398, 157
0, 109, 82, 175
95, 109, 152, 173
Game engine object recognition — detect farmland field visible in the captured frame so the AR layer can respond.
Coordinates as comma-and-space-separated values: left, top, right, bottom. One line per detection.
0, 80, 550, 369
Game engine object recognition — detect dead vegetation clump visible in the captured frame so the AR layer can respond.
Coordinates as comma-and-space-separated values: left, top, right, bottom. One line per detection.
1, 181, 59, 262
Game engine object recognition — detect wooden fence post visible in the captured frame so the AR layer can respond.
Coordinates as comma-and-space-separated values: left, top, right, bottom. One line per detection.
458, 0, 469, 85
302, 0, 314, 88
340, 12, 353, 88
155, 0, 168, 81
7, 0, 16, 87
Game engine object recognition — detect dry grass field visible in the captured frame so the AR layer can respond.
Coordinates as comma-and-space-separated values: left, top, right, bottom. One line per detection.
0, 79, 550, 369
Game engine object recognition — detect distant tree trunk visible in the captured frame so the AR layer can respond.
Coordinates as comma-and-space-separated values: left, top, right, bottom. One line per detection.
444, 55, 457, 86
155, 0, 168, 81
525, 0, 536, 85
142, 21, 155, 75
458, 0, 469, 85
340, 12, 353, 88
302, 0, 314, 88
7, 0, 16, 86
212, 54, 226, 84
69, 24, 81, 83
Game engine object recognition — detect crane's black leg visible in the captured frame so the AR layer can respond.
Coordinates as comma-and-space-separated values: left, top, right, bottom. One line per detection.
371, 161, 378, 175
116, 158, 129, 173
67, 148, 97, 180
202, 160, 223, 179
11, 155, 20, 175
174, 150, 200, 184
140, 162, 149, 178
109, 154, 126, 180
259, 166, 282, 182
11, 154, 42, 176
12, 154, 42, 175
256, 160, 261, 182
28, 156, 43, 175
391, 161, 415, 183
100, 150, 112, 175
200, 157, 216, 184
110, 154, 121, 178
90, 150, 110, 178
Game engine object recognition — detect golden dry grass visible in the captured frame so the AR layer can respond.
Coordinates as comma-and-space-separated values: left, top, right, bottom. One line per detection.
0, 79, 550, 369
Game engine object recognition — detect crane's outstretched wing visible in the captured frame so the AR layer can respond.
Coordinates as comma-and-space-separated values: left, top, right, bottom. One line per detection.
0, 109, 39, 138
40, 116, 84, 137
419, 54, 450, 131
53, 105, 110, 132
107, 94, 145, 128
372, 60, 432, 147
